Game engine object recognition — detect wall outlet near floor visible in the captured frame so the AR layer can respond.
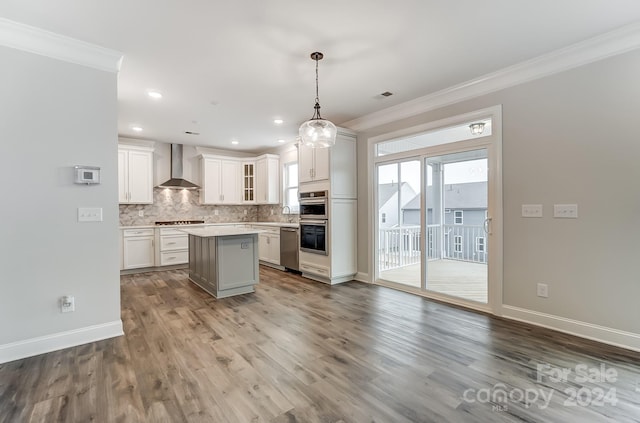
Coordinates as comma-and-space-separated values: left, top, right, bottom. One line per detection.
537, 283, 549, 298
61, 296, 75, 313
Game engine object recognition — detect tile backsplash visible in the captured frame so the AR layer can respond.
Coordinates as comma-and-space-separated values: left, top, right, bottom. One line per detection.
257, 204, 300, 224
120, 189, 298, 226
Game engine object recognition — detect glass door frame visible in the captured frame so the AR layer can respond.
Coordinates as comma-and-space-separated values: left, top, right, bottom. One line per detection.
369, 106, 503, 315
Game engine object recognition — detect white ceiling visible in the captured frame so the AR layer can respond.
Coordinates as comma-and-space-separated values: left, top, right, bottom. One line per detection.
3, 1, 640, 152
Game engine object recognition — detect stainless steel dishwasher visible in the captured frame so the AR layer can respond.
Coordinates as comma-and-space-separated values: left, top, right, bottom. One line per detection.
280, 227, 299, 271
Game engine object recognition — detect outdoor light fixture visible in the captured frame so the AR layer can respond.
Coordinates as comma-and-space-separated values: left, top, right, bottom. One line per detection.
469, 122, 485, 135
299, 52, 337, 148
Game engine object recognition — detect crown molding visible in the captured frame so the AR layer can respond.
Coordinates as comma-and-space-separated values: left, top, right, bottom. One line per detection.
343, 22, 640, 132
0, 17, 123, 73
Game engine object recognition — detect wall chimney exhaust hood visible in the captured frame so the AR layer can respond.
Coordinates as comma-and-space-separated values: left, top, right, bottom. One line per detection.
157, 144, 200, 189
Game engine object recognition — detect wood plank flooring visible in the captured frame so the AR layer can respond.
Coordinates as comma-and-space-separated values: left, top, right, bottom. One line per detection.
1, 267, 639, 422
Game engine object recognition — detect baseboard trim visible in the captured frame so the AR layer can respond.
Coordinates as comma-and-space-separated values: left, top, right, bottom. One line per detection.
355, 272, 370, 283
502, 305, 640, 352
0, 320, 124, 364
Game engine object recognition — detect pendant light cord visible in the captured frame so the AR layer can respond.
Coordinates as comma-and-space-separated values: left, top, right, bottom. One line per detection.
312, 54, 322, 120
315, 56, 320, 105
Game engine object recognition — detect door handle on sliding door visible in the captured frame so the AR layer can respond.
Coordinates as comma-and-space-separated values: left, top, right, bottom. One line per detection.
483, 217, 492, 235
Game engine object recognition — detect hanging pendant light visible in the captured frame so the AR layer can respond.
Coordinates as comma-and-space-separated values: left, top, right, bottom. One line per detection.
299, 52, 337, 148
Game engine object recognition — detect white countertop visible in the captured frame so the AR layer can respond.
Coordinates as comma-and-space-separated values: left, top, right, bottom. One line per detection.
179, 227, 262, 237
120, 221, 298, 230
250, 222, 299, 228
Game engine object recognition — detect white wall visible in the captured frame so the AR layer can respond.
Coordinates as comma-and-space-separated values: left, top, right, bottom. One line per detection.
0, 45, 121, 361
357, 48, 640, 341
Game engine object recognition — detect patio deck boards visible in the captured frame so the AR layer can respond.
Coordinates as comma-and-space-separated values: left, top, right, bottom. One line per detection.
379, 259, 488, 303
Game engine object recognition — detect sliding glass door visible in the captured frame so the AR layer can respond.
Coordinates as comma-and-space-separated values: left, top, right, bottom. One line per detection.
377, 160, 422, 288
424, 149, 488, 303
373, 110, 501, 311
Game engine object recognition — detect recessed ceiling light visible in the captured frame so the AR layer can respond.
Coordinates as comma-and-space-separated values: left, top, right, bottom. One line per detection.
147, 91, 163, 99
277, 139, 286, 143
132, 126, 143, 132
274, 119, 284, 125
231, 140, 239, 145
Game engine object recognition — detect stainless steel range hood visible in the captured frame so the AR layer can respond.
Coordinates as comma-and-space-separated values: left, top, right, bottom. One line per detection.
157, 144, 200, 189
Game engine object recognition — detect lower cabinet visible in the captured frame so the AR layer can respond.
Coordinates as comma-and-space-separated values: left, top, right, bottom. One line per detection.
254, 226, 280, 265
159, 228, 189, 265
121, 224, 288, 271
122, 228, 155, 269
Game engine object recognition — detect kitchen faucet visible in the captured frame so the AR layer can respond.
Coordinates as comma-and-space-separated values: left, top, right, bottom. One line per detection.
281, 205, 293, 222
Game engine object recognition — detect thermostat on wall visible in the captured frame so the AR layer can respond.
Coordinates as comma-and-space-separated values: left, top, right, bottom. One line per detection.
74, 165, 101, 184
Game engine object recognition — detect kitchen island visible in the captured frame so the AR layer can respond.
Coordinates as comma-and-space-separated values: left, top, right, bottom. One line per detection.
181, 226, 261, 298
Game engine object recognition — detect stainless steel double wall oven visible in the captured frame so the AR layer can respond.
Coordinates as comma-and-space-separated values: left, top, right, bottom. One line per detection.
299, 190, 328, 255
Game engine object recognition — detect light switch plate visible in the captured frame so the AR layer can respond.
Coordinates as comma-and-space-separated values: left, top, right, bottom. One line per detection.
554, 204, 578, 218
78, 207, 103, 222
522, 204, 543, 218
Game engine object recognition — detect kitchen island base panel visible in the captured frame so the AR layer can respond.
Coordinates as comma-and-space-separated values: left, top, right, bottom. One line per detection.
187, 232, 259, 299
189, 278, 255, 299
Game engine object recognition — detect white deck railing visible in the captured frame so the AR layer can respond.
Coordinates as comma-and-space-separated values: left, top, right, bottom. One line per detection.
379, 224, 488, 271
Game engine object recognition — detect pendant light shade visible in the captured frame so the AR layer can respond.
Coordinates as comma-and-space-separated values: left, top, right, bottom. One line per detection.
299, 52, 337, 148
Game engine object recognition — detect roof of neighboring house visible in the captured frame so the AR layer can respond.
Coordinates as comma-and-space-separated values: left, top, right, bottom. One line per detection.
378, 182, 416, 208
402, 181, 487, 210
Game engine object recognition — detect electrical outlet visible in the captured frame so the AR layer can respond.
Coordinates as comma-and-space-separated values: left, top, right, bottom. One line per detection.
61, 296, 75, 313
537, 283, 549, 298
214, 209, 219, 216
244, 209, 247, 215
138, 210, 144, 217
270, 209, 274, 215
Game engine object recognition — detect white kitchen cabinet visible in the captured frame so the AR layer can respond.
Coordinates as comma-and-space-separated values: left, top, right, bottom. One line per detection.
242, 161, 256, 204
298, 144, 329, 183
158, 228, 189, 266
122, 228, 155, 269
298, 129, 357, 199
118, 145, 154, 204
200, 155, 242, 204
253, 225, 281, 265
255, 154, 279, 204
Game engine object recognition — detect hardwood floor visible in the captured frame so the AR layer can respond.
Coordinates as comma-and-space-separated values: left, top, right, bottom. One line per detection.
1, 267, 639, 422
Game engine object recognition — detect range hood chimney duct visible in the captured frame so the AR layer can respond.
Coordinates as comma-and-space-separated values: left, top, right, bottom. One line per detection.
157, 144, 200, 189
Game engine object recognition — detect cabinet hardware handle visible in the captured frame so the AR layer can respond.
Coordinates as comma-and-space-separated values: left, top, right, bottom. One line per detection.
167, 242, 176, 245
